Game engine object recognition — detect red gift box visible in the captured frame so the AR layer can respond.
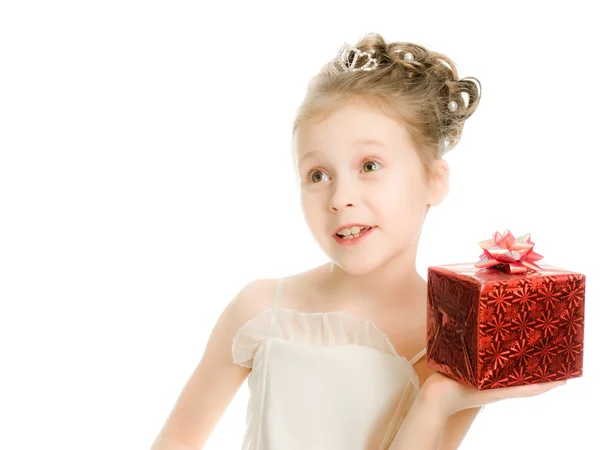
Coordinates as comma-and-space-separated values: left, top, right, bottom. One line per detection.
426, 230, 586, 390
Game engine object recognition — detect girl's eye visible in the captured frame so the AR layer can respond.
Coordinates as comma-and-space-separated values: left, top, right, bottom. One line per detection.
361, 159, 381, 173
306, 170, 330, 184
305, 157, 382, 184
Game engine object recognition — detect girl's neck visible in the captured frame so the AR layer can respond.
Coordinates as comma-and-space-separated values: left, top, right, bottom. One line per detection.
321, 259, 426, 311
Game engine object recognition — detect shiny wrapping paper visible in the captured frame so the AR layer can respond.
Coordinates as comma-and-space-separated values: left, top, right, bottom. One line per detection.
426, 230, 586, 390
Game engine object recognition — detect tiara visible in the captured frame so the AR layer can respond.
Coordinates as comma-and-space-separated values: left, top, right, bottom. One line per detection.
330, 42, 458, 113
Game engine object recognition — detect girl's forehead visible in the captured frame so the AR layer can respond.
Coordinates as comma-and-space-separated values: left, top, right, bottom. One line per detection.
296, 107, 411, 152
304, 107, 395, 136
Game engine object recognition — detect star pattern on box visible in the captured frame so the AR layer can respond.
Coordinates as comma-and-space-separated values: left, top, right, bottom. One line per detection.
426, 267, 585, 390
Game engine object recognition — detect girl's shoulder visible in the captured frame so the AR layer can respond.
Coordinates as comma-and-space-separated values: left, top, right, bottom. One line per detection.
232, 264, 328, 325
229, 264, 330, 368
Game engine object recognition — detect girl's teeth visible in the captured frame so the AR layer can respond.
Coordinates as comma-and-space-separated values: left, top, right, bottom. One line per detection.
339, 227, 370, 239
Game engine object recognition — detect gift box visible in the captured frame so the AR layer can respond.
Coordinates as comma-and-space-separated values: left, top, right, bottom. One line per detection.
426, 230, 586, 390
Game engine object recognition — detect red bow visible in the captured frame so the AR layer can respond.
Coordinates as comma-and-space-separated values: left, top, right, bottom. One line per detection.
474, 230, 544, 274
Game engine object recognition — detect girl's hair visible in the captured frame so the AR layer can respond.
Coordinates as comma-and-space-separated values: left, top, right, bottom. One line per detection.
292, 33, 482, 185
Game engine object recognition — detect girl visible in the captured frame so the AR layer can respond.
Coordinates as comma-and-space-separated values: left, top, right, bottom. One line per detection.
150, 33, 567, 450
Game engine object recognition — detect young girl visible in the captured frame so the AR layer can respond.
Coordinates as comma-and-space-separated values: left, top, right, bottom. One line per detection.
150, 33, 567, 450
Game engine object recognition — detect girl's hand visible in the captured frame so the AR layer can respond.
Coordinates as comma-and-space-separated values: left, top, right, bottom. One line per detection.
422, 371, 567, 417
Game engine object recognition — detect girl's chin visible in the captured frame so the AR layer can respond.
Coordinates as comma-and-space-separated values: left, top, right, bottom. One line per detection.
328, 259, 382, 277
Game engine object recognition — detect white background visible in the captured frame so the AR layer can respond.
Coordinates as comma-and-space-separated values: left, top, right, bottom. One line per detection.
1, 1, 598, 449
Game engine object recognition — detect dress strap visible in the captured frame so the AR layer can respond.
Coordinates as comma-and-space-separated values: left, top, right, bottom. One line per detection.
409, 347, 427, 365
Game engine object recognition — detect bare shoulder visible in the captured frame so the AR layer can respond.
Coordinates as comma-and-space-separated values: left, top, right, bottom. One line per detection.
228, 277, 280, 326
230, 265, 326, 326
204, 276, 280, 352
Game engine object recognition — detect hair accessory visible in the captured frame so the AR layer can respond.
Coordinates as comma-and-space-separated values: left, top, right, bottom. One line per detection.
330, 43, 457, 114
393, 49, 414, 61
330, 43, 378, 73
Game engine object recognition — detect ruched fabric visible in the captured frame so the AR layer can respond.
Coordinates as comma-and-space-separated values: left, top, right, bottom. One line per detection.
231, 278, 429, 450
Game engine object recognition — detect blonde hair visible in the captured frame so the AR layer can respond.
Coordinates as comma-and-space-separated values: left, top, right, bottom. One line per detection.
291, 33, 482, 185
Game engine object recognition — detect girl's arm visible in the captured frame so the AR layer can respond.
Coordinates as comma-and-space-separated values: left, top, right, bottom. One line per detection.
390, 367, 566, 450
387, 388, 448, 450
150, 279, 275, 449
387, 380, 482, 450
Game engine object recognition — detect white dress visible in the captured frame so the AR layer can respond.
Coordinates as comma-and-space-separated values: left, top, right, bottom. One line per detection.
232, 277, 429, 450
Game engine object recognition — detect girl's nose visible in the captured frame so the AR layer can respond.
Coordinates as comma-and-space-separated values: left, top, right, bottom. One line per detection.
328, 177, 360, 211
330, 202, 355, 212
329, 189, 357, 211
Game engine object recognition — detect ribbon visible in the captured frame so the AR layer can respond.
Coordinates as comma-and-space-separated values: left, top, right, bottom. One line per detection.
474, 230, 544, 274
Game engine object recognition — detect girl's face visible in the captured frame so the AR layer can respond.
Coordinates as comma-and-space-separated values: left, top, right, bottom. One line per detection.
294, 98, 448, 275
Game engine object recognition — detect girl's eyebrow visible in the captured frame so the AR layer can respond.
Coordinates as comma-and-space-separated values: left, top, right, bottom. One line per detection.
299, 138, 387, 163
352, 138, 387, 147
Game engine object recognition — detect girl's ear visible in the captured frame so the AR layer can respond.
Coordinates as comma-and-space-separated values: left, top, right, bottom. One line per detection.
427, 158, 450, 207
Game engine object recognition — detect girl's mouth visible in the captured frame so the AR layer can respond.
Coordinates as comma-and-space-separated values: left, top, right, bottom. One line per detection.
333, 226, 376, 246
